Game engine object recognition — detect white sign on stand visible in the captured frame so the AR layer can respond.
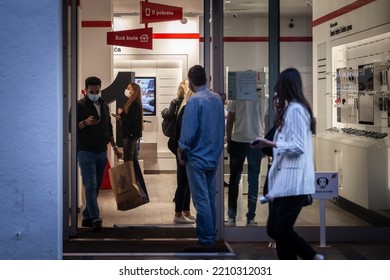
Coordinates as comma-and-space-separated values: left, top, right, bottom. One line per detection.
312, 172, 338, 200
313, 172, 339, 247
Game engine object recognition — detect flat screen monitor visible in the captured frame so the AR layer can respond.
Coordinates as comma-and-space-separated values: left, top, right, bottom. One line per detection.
135, 77, 156, 116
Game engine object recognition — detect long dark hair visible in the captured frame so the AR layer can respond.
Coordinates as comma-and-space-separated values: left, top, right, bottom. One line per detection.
273, 68, 316, 134
124, 82, 144, 130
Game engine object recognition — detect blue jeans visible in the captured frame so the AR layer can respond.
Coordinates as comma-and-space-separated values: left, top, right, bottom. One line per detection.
228, 141, 263, 221
186, 160, 216, 247
78, 150, 107, 222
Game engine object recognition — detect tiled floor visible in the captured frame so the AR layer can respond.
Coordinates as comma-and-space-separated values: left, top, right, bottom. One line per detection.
81, 173, 370, 228
70, 173, 390, 260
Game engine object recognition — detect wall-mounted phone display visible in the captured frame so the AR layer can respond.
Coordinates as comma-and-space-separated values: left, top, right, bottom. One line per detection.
358, 64, 374, 125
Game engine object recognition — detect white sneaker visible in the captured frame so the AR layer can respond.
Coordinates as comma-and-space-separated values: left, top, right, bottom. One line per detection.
184, 214, 196, 221
173, 215, 195, 224
224, 218, 236, 226
313, 254, 325, 260
246, 220, 258, 226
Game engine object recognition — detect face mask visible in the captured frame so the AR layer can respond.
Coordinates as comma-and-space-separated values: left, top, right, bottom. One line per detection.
124, 89, 131, 98
87, 93, 100, 103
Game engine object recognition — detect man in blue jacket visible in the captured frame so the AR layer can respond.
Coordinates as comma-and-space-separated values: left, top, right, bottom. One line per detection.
178, 65, 225, 251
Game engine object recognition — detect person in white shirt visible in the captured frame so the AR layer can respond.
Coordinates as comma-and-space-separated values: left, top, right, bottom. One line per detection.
251, 68, 324, 260
225, 88, 268, 226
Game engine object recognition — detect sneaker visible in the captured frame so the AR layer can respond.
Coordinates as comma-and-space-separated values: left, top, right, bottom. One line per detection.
92, 220, 102, 232
246, 220, 258, 226
224, 218, 236, 226
173, 215, 195, 224
81, 219, 93, 228
313, 254, 325, 260
184, 214, 196, 221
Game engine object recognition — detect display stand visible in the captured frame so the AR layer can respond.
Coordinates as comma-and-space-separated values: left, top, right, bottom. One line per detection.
313, 172, 339, 248
319, 199, 327, 247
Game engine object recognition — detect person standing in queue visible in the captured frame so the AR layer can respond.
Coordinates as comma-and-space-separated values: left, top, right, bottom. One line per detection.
116, 82, 143, 162
177, 65, 225, 251
77, 76, 122, 232
171, 80, 196, 224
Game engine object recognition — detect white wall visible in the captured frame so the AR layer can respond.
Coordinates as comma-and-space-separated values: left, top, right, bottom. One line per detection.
80, 0, 113, 90
0, 0, 62, 259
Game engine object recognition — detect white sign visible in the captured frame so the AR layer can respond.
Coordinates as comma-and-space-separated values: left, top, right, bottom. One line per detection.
227, 71, 257, 100
312, 171, 339, 200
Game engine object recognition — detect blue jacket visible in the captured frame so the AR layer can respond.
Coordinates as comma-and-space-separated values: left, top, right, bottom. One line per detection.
178, 86, 225, 170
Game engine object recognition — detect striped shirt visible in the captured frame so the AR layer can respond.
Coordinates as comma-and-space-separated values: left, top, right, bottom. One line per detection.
267, 102, 315, 198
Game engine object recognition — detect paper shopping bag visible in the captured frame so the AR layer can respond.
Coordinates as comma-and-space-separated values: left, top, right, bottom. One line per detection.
109, 161, 149, 211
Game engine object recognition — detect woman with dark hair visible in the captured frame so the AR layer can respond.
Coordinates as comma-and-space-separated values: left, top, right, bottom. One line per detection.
252, 68, 323, 260
117, 82, 143, 161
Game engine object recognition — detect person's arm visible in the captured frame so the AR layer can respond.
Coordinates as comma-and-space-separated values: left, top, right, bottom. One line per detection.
109, 136, 122, 158
275, 105, 307, 155
225, 112, 235, 142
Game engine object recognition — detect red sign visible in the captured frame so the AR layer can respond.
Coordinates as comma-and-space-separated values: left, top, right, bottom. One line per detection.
140, 1, 183, 24
107, 28, 153, 50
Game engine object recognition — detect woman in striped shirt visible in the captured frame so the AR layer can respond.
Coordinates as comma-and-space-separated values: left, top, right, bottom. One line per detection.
252, 68, 323, 260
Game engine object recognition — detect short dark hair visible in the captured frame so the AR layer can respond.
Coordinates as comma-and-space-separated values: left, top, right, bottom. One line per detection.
188, 65, 207, 86
85, 76, 102, 89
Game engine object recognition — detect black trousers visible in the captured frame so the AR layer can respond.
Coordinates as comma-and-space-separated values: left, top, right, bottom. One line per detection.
174, 157, 191, 212
267, 195, 317, 260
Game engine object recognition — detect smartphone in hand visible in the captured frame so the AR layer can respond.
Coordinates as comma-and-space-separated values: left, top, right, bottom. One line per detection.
250, 139, 261, 147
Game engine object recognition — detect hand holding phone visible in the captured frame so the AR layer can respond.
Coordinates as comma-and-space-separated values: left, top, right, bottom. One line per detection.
111, 113, 120, 120
250, 139, 261, 147
250, 137, 275, 149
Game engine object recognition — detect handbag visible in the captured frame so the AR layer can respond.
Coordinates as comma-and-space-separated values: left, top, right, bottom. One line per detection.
161, 108, 176, 137
161, 98, 181, 138
109, 160, 149, 211
262, 125, 277, 157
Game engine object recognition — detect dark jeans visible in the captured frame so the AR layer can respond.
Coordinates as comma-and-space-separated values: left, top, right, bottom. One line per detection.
123, 138, 139, 161
228, 141, 263, 221
267, 195, 317, 260
174, 157, 191, 212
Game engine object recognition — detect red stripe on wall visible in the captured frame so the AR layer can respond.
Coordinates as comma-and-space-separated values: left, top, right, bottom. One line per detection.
312, 0, 376, 27
223, 36, 268, 42
280, 36, 312, 42
81, 21, 112, 28
153, 33, 200, 39
199, 36, 312, 42
67, 0, 80, 5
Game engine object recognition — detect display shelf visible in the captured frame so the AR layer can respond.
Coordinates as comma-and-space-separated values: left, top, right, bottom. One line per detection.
317, 127, 388, 148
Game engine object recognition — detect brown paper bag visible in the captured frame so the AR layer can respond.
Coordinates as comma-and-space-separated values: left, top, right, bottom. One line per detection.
109, 161, 149, 211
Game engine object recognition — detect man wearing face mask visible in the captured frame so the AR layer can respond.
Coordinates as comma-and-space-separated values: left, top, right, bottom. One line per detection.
76, 76, 122, 232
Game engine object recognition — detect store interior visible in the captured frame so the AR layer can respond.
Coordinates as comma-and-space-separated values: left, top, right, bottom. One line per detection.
68, 0, 390, 243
